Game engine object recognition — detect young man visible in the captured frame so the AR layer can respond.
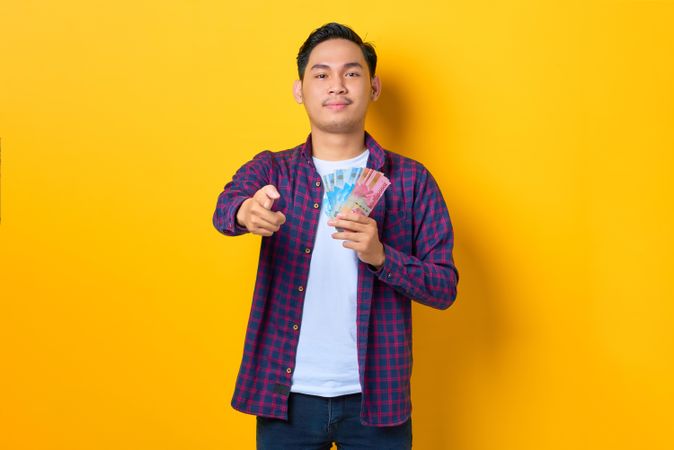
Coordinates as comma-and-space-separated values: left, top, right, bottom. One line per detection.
213, 22, 459, 450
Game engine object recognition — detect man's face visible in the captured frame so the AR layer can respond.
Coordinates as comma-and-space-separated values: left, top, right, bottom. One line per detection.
293, 38, 381, 135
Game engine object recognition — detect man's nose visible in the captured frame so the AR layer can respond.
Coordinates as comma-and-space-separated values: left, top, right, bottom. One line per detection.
328, 80, 347, 95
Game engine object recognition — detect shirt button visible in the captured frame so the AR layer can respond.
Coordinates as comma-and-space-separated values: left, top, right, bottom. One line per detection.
286, 367, 292, 374
387, 273, 392, 278
315, 181, 321, 187
313, 203, 320, 209
298, 286, 304, 292
292, 324, 299, 331
304, 248, 311, 254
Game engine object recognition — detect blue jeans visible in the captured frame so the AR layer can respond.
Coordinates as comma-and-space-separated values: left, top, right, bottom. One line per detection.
256, 392, 412, 449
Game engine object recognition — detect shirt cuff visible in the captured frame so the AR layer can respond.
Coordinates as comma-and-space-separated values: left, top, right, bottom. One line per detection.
228, 196, 251, 235
366, 243, 401, 283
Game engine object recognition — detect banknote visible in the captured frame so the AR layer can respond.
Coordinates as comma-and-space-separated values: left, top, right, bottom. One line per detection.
338, 168, 390, 217
320, 168, 390, 226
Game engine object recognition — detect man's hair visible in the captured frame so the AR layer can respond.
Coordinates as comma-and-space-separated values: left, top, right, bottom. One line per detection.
296, 22, 377, 80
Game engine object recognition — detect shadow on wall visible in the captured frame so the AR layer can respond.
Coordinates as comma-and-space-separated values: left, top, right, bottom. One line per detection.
367, 66, 512, 450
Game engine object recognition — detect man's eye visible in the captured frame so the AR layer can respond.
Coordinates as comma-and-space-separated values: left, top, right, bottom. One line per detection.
315, 74, 327, 79
346, 72, 360, 77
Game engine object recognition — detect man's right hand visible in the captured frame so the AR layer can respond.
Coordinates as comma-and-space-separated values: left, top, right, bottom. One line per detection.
236, 185, 287, 237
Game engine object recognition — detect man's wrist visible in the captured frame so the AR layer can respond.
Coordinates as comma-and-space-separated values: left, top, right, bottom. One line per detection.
371, 246, 386, 270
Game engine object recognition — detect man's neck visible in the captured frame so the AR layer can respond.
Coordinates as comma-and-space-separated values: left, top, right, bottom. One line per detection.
311, 129, 366, 161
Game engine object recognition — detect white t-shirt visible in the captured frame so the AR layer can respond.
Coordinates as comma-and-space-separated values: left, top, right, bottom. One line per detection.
290, 148, 370, 397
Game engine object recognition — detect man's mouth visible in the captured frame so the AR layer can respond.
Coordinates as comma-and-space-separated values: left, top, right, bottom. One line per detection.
324, 99, 352, 110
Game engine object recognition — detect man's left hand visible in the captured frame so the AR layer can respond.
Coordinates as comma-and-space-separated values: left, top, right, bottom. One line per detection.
328, 212, 385, 269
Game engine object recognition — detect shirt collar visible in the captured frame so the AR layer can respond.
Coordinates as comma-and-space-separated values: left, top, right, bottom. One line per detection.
299, 131, 387, 171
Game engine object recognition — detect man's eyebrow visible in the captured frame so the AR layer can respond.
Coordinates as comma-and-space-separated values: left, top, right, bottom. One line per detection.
310, 62, 364, 71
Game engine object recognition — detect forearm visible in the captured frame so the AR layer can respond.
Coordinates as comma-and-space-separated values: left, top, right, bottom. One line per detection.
369, 243, 459, 310
213, 193, 251, 236
212, 150, 272, 237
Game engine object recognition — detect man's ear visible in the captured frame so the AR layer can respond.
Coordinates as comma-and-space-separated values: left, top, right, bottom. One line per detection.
293, 80, 303, 104
370, 76, 382, 102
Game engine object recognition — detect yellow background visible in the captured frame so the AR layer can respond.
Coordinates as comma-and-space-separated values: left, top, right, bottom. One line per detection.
1, 1, 673, 449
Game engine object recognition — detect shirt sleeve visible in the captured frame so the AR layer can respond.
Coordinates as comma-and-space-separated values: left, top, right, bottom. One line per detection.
367, 164, 459, 310
212, 150, 273, 236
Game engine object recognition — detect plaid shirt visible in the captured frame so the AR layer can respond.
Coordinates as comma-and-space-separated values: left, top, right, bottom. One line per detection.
212, 131, 459, 426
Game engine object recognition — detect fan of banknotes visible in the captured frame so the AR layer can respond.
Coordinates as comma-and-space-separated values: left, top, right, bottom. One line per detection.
321, 167, 390, 219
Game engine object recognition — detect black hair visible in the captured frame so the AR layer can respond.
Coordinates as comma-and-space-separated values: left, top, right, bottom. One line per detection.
296, 22, 377, 80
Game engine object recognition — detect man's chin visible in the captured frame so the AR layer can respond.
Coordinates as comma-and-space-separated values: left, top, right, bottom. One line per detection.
314, 120, 363, 134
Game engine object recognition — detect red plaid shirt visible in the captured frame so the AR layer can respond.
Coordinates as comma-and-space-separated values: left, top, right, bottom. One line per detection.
213, 131, 459, 426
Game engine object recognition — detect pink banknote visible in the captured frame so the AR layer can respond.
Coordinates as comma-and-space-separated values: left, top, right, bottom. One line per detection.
337, 168, 390, 217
